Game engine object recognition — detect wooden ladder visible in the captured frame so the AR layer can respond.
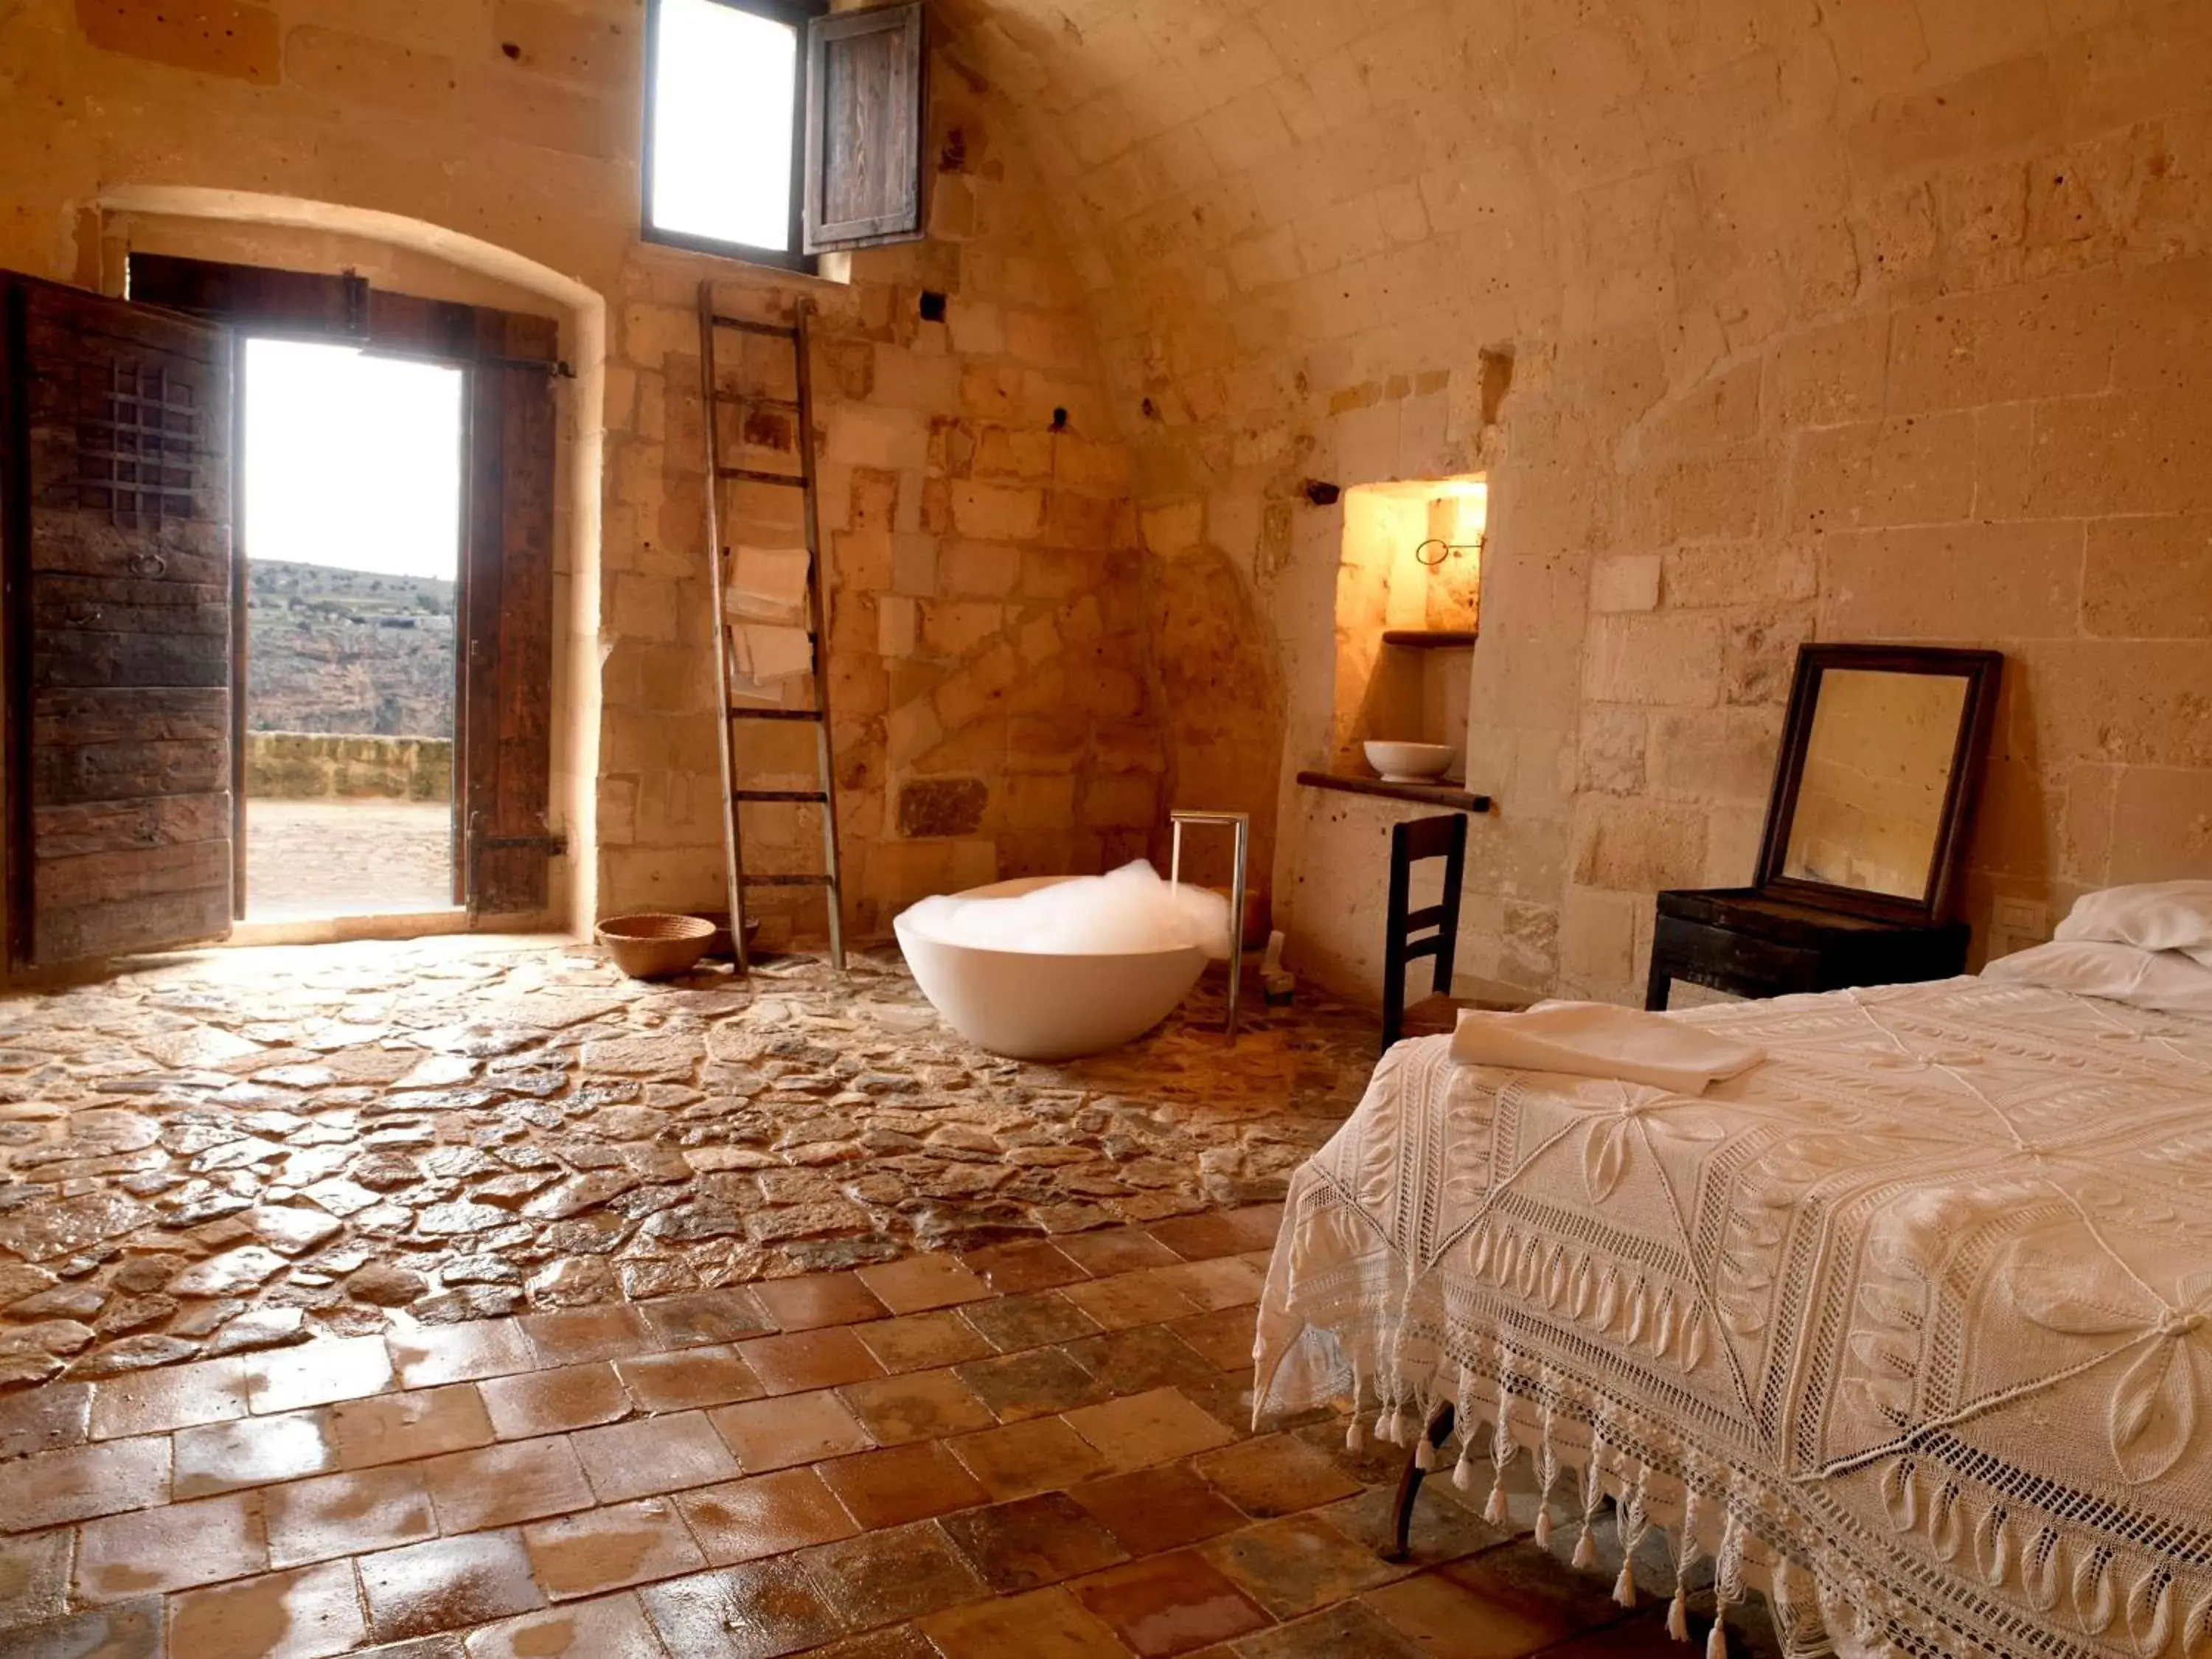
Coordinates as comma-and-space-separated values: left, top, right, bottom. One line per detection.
696, 280, 844, 972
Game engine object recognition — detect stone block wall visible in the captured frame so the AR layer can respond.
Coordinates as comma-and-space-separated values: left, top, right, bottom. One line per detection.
946, 0, 2212, 1005
245, 732, 454, 802
598, 81, 1164, 936
0, 0, 1163, 938
10, 0, 2212, 993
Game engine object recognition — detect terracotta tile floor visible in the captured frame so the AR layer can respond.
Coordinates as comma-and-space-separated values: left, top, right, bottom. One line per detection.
0, 1211, 1784, 1657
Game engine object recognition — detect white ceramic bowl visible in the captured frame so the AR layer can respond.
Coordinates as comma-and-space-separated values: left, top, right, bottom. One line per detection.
893, 875, 1208, 1061
1363, 740, 1455, 783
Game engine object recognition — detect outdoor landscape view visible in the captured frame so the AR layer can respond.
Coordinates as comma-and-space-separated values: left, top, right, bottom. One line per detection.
247, 560, 455, 737
242, 338, 464, 921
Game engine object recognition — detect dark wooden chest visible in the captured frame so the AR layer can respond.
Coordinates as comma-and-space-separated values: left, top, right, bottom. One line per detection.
1646, 887, 1971, 1009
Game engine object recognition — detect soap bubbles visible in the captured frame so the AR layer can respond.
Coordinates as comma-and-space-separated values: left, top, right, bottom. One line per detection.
897, 860, 1231, 959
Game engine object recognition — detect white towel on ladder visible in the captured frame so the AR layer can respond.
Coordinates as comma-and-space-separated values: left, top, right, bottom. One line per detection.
724, 543, 815, 695
733, 622, 814, 683
728, 544, 810, 624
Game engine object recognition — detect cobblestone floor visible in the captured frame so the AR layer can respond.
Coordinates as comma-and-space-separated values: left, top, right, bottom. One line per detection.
0, 936, 1379, 1390
0, 1221, 1781, 1657
245, 800, 456, 922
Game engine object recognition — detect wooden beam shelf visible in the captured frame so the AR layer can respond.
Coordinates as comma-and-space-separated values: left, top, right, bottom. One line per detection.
1296, 771, 1492, 813
1380, 629, 1478, 648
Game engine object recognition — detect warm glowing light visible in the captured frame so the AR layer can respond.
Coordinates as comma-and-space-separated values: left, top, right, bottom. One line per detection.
1347, 474, 1487, 506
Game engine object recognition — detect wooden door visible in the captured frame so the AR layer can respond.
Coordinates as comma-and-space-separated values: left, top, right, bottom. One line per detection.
1, 275, 235, 968
459, 353, 557, 915
122, 254, 564, 919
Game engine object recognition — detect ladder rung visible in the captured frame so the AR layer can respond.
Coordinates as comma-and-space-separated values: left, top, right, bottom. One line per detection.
741, 873, 836, 886
713, 393, 802, 413
734, 789, 828, 803
715, 466, 806, 487
729, 707, 824, 721
710, 315, 799, 338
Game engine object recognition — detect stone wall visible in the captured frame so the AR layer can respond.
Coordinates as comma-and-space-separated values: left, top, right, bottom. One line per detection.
0, 0, 1162, 938
10, 0, 2212, 993
945, 0, 2212, 1004
246, 732, 454, 802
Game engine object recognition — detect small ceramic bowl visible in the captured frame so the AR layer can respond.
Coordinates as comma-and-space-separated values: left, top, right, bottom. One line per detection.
1363, 740, 1456, 783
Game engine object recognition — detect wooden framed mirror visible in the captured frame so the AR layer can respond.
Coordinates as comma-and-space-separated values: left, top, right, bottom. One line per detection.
1753, 644, 2003, 925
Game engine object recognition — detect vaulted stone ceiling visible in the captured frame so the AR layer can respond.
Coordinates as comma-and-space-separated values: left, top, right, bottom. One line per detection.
4, 0, 2205, 1001
934, 0, 2212, 1000
942, 0, 1879, 484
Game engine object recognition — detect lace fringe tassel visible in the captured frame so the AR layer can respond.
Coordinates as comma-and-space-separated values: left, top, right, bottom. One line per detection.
1707, 1507, 1742, 1659
1667, 1487, 1703, 1646
1573, 1517, 1599, 1570
1532, 1401, 1560, 1551
1484, 1467, 1511, 1526
1573, 1431, 1605, 1570
1611, 1465, 1652, 1610
1485, 1411, 1515, 1526
1335, 1363, 1784, 1659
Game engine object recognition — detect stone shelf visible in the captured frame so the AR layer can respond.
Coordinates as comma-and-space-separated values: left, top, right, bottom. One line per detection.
1380, 629, 1478, 648
1296, 770, 1492, 812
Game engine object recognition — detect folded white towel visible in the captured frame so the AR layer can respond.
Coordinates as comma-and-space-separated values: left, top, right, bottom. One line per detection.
726, 661, 782, 707
728, 545, 811, 624
733, 621, 813, 683
1450, 1001, 1764, 1093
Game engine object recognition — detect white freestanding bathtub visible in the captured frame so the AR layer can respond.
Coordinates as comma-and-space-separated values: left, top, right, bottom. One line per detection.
892, 875, 1208, 1061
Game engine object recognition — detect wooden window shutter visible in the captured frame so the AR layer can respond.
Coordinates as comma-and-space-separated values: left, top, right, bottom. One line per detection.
1, 274, 237, 968
127, 253, 369, 344
801, 1, 928, 254
459, 340, 560, 916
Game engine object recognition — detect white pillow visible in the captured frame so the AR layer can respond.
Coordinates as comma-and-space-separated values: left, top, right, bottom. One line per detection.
2053, 882, 2212, 953
1981, 939, 2212, 1014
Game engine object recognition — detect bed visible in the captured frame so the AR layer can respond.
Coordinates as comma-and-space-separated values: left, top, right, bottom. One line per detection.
1254, 928, 2212, 1659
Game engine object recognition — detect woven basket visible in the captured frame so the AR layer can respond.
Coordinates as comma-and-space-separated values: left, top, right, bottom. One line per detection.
596, 913, 714, 978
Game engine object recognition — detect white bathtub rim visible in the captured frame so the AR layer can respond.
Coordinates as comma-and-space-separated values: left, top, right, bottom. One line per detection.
892, 877, 1209, 1060
892, 874, 1220, 959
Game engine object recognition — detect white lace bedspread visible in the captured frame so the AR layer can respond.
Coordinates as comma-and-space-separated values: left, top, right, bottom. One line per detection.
1254, 977, 2212, 1659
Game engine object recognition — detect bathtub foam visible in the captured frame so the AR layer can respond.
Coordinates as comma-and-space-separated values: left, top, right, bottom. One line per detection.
896, 860, 1230, 958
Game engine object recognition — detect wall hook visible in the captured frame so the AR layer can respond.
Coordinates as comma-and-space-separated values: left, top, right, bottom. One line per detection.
1414, 534, 1484, 567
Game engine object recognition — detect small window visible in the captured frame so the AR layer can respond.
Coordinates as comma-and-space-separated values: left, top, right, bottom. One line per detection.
643, 0, 926, 271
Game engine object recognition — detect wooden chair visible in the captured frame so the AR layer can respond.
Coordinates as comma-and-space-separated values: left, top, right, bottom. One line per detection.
1382, 815, 1467, 1052
1381, 813, 1525, 1052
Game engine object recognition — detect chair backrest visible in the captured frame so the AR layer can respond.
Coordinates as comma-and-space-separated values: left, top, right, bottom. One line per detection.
1382, 813, 1468, 1050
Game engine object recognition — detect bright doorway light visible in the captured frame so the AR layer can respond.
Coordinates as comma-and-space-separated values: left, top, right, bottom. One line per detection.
243, 339, 462, 577
649, 0, 799, 252
241, 338, 465, 927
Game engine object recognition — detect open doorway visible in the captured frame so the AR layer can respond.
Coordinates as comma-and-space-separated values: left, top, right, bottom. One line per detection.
239, 338, 464, 922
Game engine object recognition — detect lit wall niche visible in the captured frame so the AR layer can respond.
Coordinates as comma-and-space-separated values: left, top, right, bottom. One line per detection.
1329, 476, 1485, 779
